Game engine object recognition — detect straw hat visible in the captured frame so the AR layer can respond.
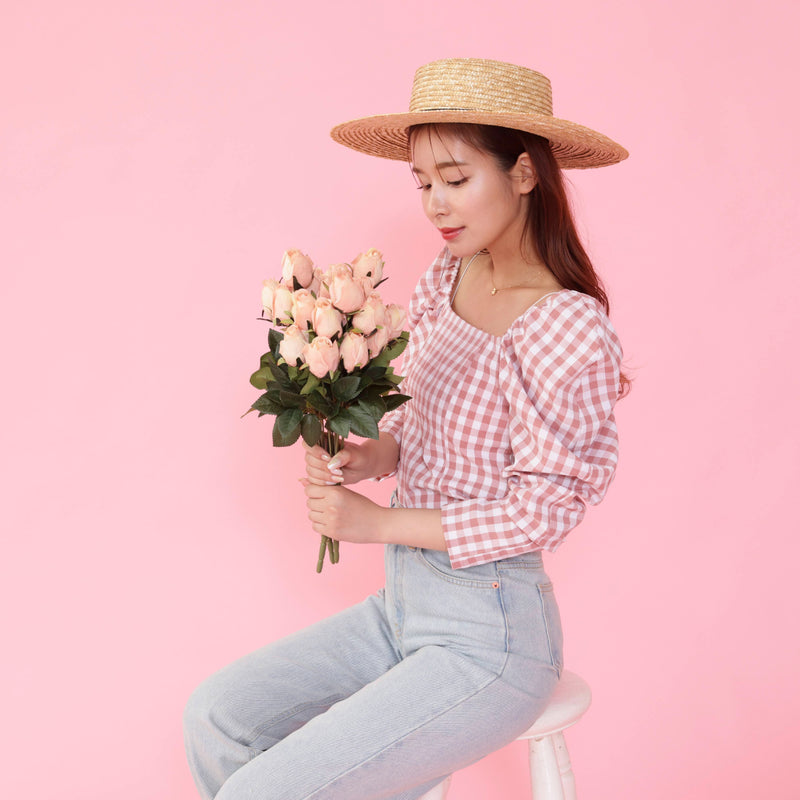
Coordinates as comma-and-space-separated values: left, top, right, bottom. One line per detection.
330, 58, 628, 169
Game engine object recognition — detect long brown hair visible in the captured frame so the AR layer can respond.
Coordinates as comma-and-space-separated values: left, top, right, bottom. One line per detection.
409, 122, 630, 395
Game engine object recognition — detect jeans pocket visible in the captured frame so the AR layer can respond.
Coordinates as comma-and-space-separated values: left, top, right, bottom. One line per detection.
537, 582, 564, 673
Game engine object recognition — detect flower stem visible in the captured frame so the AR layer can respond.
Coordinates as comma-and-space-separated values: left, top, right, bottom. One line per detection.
317, 536, 328, 573
316, 422, 344, 572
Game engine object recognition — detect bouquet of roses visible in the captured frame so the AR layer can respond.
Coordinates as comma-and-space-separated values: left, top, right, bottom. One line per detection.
248, 248, 410, 572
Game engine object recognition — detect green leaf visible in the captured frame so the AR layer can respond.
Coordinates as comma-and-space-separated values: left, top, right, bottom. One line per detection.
300, 372, 321, 395
383, 393, 411, 412
251, 392, 284, 416
278, 389, 305, 409
369, 350, 391, 370
327, 414, 351, 439
333, 375, 361, 403
384, 331, 410, 361
355, 396, 386, 421
305, 391, 336, 418
337, 405, 380, 439
249, 365, 274, 390
277, 407, 302, 435
268, 328, 284, 356
273, 407, 302, 446
272, 420, 301, 447
300, 414, 322, 446
260, 350, 279, 369
272, 364, 295, 392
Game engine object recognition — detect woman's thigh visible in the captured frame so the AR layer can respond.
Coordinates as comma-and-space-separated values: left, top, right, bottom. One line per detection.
215, 640, 558, 800
186, 591, 400, 751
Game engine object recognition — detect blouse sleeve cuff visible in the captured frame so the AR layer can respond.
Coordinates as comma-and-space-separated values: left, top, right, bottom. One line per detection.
440, 498, 536, 569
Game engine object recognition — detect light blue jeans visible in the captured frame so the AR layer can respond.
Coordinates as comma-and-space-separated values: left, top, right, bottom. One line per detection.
183, 544, 563, 799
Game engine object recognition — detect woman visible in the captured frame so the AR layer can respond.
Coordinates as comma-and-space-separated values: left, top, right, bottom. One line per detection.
184, 57, 628, 800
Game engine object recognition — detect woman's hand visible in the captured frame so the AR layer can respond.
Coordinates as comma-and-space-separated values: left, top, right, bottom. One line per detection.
303, 440, 375, 486
301, 481, 386, 544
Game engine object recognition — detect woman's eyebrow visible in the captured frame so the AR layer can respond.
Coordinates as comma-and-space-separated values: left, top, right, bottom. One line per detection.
411, 160, 468, 174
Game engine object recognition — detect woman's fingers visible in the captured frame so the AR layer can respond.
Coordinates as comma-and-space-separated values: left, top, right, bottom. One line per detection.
304, 444, 343, 485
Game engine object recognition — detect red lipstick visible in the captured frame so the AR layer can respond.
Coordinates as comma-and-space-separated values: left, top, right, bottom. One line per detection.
439, 227, 464, 241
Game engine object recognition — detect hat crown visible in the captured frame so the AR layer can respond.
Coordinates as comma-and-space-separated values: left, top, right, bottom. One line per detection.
408, 58, 553, 118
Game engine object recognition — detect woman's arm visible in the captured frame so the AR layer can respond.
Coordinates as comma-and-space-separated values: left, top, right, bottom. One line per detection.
301, 482, 446, 551
303, 432, 446, 551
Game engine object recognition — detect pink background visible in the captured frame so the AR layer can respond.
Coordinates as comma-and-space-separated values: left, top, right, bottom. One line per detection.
2, 1, 799, 798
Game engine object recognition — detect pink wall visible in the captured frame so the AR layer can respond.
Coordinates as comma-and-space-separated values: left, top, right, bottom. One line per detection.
2, 1, 799, 798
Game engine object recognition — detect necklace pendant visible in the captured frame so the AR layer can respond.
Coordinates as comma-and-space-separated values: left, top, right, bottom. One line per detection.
491, 287, 498, 296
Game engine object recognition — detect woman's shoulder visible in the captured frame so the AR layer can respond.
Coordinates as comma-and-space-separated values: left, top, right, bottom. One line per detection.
506, 289, 622, 372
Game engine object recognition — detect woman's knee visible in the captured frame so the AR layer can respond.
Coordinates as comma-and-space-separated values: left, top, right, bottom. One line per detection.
183, 676, 217, 743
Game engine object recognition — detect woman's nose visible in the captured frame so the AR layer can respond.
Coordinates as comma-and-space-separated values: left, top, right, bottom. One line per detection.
426, 185, 449, 218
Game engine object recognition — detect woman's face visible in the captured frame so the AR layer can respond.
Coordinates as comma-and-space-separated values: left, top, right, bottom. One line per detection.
410, 128, 533, 259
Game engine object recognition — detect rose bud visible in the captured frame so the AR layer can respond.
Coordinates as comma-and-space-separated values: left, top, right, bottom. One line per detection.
272, 284, 295, 325
309, 267, 325, 298
281, 249, 315, 289
292, 289, 316, 331
303, 336, 340, 378
366, 325, 390, 359
339, 331, 369, 373
278, 325, 308, 366
261, 278, 281, 320
385, 303, 407, 340
328, 263, 366, 314
351, 248, 384, 287
358, 276, 374, 299
351, 292, 387, 336
312, 297, 344, 339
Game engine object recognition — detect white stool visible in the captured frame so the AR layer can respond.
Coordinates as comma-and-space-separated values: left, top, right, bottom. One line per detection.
420, 671, 591, 800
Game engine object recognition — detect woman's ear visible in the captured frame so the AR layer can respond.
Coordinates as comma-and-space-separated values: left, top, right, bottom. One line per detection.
511, 152, 537, 195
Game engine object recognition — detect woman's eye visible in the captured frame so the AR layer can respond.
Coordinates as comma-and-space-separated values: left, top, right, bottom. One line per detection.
416, 184, 432, 191
447, 178, 467, 187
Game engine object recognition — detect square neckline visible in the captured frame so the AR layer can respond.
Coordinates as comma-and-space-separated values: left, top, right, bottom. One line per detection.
445, 254, 570, 341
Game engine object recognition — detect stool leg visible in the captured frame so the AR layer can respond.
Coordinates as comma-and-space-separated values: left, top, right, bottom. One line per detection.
529, 735, 565, 800
419, 774, 451, 800
552, 732, 577, 800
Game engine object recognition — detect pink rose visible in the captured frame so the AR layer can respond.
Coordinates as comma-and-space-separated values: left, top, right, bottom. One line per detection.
309, 267, 325, 298
261, 278, 281, 319
339, 331, 369, 373
351, 248, 384, 287
366, 325, 390, 359
351, 292, 387, 336
312, 297, 343, 339
327, 263, 366, 313
281, 249, 315, 289
292, 289, 316, 331
278, 325, 308, 366
272, 285, 295, 325
303, 336, 340, 378
385, 304, 407, 340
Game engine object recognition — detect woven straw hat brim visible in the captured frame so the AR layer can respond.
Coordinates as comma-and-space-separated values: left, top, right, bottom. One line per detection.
331, 110, 629, 169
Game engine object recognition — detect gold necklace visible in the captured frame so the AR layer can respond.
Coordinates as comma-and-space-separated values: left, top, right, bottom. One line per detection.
488, 257, 544, 295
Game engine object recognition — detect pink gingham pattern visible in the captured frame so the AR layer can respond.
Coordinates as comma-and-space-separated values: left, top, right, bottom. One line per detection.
381, 248, 622, 569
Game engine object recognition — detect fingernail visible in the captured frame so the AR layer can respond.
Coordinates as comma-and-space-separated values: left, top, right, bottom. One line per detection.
321, 453, 330, 461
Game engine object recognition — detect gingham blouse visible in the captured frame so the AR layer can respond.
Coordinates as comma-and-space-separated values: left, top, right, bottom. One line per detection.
380, 248, 622, 569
